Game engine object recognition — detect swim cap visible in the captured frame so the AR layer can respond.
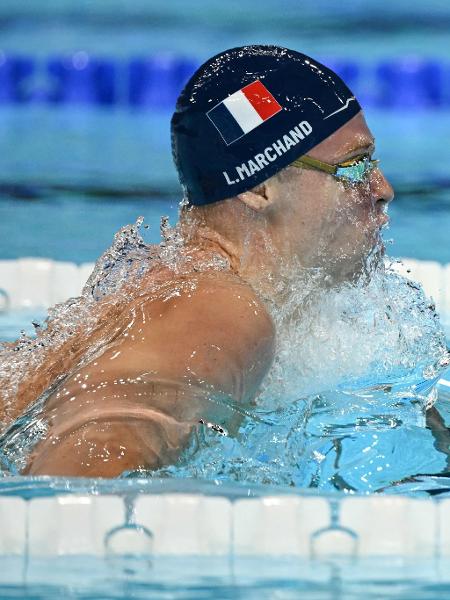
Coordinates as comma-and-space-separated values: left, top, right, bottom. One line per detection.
171, 45, 361, 206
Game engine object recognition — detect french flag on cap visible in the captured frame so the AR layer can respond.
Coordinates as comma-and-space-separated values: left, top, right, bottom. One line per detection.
207, 80, 283, 146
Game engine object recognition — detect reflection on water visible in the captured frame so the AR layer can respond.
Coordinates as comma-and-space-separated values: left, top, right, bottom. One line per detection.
150, 376, 449, 494
4, 554, 450, 600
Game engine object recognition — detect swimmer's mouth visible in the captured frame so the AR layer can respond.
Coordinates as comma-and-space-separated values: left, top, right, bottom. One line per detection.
371, 220, 386, 251
376, 200, 390, 227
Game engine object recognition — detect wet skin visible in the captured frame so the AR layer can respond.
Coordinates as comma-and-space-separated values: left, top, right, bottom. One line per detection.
23, 272, 275, 476
15, 110, 395, 477
255, 111, 394, 283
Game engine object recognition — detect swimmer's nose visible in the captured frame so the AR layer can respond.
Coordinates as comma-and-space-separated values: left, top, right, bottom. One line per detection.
370, 168, 394, 226
371, 167, 394, 206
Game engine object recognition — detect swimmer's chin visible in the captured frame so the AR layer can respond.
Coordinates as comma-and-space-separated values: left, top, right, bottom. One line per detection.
337, 245, 385, 284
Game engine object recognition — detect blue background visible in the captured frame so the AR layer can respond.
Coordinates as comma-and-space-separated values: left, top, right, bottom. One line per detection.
0, 0, 449, 262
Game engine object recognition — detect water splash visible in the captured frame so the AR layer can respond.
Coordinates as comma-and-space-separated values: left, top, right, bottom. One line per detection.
258, 260, 448, 409
0, 213, 449, 492
151, 257, 449, 492
84, 217, 152, 300
0, 218, 157, 430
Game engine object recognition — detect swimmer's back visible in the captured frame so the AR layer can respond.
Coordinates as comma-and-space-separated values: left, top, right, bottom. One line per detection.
24, 270, 275, 477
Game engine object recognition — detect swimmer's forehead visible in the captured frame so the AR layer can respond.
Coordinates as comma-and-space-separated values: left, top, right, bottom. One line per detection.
311, 113, 375, 164
333, 114, 375, 162
338, 136, 375, 162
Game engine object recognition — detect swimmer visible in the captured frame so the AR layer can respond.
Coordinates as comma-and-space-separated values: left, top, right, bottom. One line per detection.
1, 45, 393, 477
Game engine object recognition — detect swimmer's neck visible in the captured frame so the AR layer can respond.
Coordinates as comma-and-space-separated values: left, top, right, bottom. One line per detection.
184, 225, 374, 298
183, 225, 320, 300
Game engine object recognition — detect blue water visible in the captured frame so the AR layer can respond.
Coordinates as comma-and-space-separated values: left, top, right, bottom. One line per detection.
2, 0, 450, 64
1, 476, 450, 597
0, 194, 179, 262
1, 190, 450, 263
1, 108, 450, 263
2, 2, 450, 597
0, 557, 448, 599
2, 555, 450, 599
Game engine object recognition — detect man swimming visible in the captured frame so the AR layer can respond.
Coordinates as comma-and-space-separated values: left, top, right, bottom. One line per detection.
0, 45, 393, 477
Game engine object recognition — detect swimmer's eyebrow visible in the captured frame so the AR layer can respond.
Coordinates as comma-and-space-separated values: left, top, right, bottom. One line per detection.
337, 139, 376, 163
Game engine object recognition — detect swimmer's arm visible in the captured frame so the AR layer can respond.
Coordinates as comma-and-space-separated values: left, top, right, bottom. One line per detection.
124, 278, 275, 422
25, 279, 275, 477
142, 281, 274, 463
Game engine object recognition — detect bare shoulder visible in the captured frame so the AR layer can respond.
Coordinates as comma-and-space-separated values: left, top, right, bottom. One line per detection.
150, 271, 275, 351
162, 271, 273, 331
131, 271, 275, 402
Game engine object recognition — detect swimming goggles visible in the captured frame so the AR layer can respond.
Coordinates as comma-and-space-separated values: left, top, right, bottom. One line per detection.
291, 154, 379, 184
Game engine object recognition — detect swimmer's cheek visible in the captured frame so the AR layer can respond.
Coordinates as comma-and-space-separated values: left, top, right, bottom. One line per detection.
22, 418, 195, 478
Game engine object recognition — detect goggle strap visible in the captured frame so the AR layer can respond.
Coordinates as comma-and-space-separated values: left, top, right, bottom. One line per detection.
291, 155, 337, 175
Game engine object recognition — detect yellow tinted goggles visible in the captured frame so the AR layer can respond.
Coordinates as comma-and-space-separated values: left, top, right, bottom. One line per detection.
292, 154, 379, 183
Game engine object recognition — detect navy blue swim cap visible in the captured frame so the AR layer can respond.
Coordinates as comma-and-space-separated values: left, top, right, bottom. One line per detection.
171, 45, 361, 206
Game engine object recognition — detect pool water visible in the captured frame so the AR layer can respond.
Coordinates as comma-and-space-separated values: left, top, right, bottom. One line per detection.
3, 555, 450, 599
1, 240, 449, 496
3, 101, 449, 495
0, 308, 48, 342
1, 109, 450, 263
2, 2, 450, 596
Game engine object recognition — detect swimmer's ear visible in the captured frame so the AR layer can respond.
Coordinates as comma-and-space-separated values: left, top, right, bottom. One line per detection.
237, 183, 273, 212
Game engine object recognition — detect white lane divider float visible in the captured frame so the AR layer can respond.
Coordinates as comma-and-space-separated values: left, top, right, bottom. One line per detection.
0, 256, 448, 312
